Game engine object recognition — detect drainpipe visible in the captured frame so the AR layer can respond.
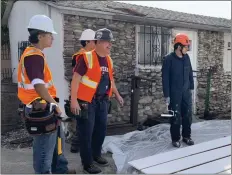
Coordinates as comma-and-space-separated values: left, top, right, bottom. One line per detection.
1, 0, 17, 26
204, 68, 212, 118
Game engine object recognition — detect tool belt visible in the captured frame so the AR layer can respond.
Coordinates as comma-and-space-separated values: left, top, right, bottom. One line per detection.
64, 99, 89, 119
19, 98, 59, 135
64, 95, 112, 119
93, 94, 112, 114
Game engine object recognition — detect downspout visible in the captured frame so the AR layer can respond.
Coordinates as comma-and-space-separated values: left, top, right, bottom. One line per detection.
1, 0, 17, 26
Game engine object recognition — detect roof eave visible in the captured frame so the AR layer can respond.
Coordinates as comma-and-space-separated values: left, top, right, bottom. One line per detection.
41, 1, 114, 20
113, 14, 231, 33
41, 1, 231, 33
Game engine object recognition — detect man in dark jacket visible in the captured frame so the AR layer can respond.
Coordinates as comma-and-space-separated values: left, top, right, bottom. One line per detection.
162, 33, 194, 148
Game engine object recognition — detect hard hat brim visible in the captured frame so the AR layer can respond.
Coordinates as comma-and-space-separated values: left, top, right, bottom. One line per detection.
78, 38, 97, 41
95, 39, 115, 41
51, 30, 57, 34
27, 27, 57, 34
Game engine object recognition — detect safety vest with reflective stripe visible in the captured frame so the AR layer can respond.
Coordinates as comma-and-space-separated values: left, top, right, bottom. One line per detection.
17, 46, 57, 105
72, 48, 86, 69
77, 50, 113, 102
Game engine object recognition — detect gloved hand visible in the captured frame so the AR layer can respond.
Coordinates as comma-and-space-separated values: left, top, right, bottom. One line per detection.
165, 97, 170, 105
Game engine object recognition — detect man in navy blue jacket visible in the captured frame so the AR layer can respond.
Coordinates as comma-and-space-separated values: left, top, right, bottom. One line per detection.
162, 33, 194, 148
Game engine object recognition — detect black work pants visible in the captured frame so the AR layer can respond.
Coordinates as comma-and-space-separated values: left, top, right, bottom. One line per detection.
169, 90, 193, 141
70, 124, 80, 149
76, 98, 109, 166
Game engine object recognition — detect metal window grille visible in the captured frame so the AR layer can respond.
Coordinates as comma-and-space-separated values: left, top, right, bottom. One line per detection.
137, 25, 171, 66
1, 40, 11, 60
18, 41, 31, 61
1, 68, 16, 82
1, 40, 14, 82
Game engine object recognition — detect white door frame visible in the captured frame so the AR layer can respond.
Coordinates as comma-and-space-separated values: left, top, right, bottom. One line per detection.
172, 28, 198, 114
223, 33, 231, 72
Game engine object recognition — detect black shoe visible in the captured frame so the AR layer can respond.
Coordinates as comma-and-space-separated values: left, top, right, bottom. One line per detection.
93, 156, 109, 166
172, 141, 181, 148
70, 145, 79, 153
83, 164, 102, 174
66, 169, 76, 174
183, 137, 194, 146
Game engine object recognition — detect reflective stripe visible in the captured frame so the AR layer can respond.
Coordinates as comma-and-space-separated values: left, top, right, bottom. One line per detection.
21, 62, 25, 83
46, 80, 54, 88
24, 49, 37, 56
18, 80, 54, 90
85, 52, 93, 69
81, 75, 98, 88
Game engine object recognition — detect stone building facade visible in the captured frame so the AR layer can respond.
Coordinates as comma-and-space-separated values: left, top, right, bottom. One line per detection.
63, 14, 231, 124
196, 30, 231, 116
63, 15, 137, 124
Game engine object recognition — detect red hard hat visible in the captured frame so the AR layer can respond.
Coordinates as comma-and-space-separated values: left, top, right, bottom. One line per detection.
174, 33, 190, 46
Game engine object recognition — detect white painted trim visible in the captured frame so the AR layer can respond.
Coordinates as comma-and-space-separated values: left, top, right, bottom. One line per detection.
217, 169, 232, 174
142, 145, 231, 174
194, 30, 199, 115
129, 136, 231, 171
135, 25, 171, 68
176, 156, 231, 174
135, 25, 139, 70
223, 33, 231, 72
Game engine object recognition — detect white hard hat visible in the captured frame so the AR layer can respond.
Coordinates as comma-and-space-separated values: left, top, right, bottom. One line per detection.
27, 15, 57, 34
79, 29, 96, 41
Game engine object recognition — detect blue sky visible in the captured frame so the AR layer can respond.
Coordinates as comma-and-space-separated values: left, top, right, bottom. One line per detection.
118, 1, 231, 19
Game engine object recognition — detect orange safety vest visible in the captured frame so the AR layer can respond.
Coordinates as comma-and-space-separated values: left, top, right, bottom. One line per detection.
72, 48, 86, 70
76, 50, 113, 103
17, 46, 57, 105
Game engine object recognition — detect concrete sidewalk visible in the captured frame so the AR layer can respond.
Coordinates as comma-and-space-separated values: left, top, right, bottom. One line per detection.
1, 143, 117, 174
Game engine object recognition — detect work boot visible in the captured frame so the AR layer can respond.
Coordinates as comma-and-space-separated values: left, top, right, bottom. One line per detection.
183, 137, 194, 146
94, 156, 109, 166
83, 164, 102, 174
172, 141, 181, 148
66, 169, 76, 174
70, 145, 79, 153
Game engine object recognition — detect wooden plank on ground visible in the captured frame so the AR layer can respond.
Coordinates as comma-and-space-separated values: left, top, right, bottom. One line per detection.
128, 136, 231, 171
217, 168, 231, 174
175, 156, 231, 174
141, 145, 231, 174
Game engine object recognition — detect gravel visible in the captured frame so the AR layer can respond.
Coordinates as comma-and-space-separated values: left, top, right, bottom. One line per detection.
1, 125, 33, 149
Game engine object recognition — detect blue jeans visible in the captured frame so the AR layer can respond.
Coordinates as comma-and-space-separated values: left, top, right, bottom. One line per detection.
76, 99, 108, 166
25, 107, 69, 174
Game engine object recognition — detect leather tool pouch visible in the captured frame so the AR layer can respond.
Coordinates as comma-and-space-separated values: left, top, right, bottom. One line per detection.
64, 99, 88, 119
23, 99, 58, 135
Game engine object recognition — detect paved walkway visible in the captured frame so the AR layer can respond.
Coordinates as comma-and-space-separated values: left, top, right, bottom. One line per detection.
1, 143, 116, 174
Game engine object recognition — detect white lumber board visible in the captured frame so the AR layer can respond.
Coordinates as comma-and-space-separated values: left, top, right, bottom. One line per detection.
128, 136, 231, 170
217, 168, 231, 174
175, 156, 231, 174
141, 145, 231, 174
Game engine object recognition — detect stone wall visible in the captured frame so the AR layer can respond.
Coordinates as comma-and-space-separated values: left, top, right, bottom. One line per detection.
63, 15, 231, 124
63, 15, 136, 124
1, 83, 22, 133
137, 67, 166, 122
196, 30, 231, 116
